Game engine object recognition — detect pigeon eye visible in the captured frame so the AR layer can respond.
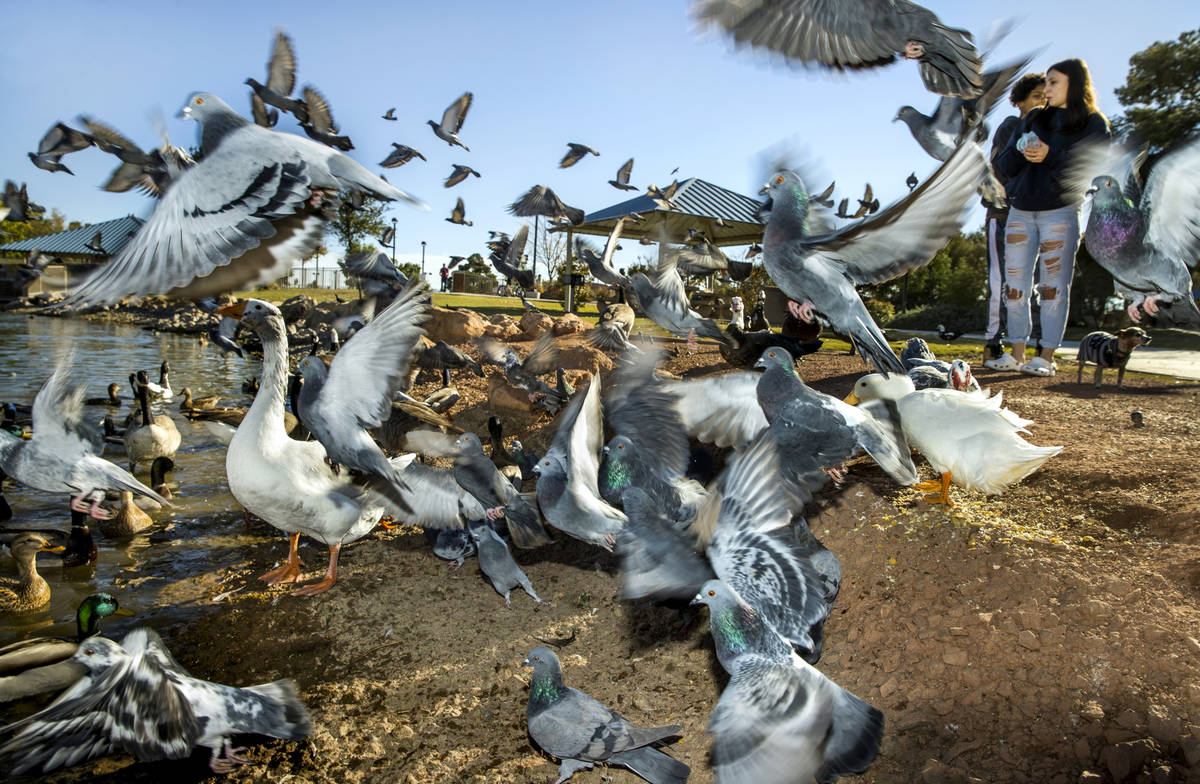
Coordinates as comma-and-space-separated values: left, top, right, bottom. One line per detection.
533, 656, 540, 662
617, 444, 624, 450
544, 460, 550, 466
707, 590, 715, 597
194, 97, 204, 105
774, 175, 784, 184
84, 647, 95, 656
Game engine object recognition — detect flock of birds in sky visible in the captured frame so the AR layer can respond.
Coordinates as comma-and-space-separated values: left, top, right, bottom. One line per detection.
1, 0, 1199, 781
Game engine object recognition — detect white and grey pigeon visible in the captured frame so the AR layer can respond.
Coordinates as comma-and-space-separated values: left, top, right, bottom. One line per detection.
0, 357, 171, 520
899, 338, 979, 391
522, 646, 689, 784
692, 579, 884, 784
662, 371, 768, 450
533, 374, 628, 551
453, 432, 550, 549
1078, 137, 1200, 327
628, 251, 727, 345
0, 627, 312, 776
431, 526, 476, 571
468, 520, 544, 608
428, 91, 472, 151
294, 283, 430, 516
59, 92, 425, 308
758, 140, 987, 373
694, 0, 983, 98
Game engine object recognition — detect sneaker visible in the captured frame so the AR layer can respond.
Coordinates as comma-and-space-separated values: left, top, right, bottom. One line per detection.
984, 352, 1022, 371
1020, 356, 1055, 377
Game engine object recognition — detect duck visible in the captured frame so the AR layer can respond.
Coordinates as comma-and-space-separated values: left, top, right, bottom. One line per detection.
83, 384, 123, 407
62, 509, 97, 567
178, 387, 220, 412
100, 492, 154, 537
133, 367, 171, 403
0, 534, 65, 613
216, 295, 422, 596
123, 382, 181, 473
0, 592, 131, 703
155, 360, 174, 401
845, 373, 1062, 505
185, 405, 301, 446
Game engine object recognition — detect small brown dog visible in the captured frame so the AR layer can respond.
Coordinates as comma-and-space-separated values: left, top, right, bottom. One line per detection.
1075, 327, 1152, 388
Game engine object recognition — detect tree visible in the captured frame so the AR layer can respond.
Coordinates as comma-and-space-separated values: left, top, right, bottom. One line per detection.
862, 230, 987, 312
325, 196, 390, 255
535, 222, 567, 281
1113, 28, 1200, 152
0, 209, 66, 246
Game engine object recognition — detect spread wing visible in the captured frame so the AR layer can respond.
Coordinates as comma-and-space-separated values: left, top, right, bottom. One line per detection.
441, 92, 472, 134
522, 330, 559, 375
1142, 136, 1200, 268
301, 86, 337, 134
665, 372, 767, 449
31, 355, 101, 455
268, 31, 298, 96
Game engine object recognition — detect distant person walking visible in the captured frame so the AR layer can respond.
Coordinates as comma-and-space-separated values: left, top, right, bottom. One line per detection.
439, 264, 450, 292
983, 73, 1046, 369
993, 58, 1110, 377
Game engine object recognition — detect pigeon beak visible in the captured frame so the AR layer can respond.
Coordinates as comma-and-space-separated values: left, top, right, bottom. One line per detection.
178, 105, 191, 120
689, 592, 704, 606
216, 301, 246, 320
758, 184, 769, 196
520, 657, 532, 668
843, 391, 861, 406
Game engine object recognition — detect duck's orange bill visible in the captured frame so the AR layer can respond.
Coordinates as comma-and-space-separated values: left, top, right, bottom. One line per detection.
216, 301, 246, 319
843, 392, 860, 405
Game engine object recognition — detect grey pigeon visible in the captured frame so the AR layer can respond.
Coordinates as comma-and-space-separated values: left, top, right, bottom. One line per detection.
208, 316, 244, 357
414, 340, 483, 387
294, 283, 430, 516
299, 86, 354, 151
668, 237, 731, 277
645, 180, 680, 211
28, 122, 93, 174
533, 375, 627, 550
1, 181, 44, 223
616, 486, 714, 601
755, 347, 918, 495
758, 141, 986, 373
577, 217, 628, 289
380, 225, 395, 247
609, 157, 638, 191
446, 196, 473, 226
245, 30, 309, 124
508, 184, 585, 224
16, 248, 53, 283
487, 224, 534, 289
691, 580, 884, 784
812, 180, 836, 207
379, 143, 426, 168
85, 231, 104, 254
587, 302, 637, 352
628, 251, 727, 344
431, 527, 475, 571
82, 117, 196, 198
444, 163, 481, 188
719, 322, 821, 368
522, 646, 689, 784
0, 627, 311, 776
381, 107, 397, 121
1080, 137, 1200, 326
0, 357, 171, 520
468, 520, 544, 607
341, 249, 409, 293
834, 198, 852, 219
559, 142, 600, 168
383, 454, 486, 529
695, 0, 983, 98
428, 92, 472, 151
250, 93, 279, 128
60, 93, 425, 307
452, 432, 550, 548
475, 330, 562, 408
661, 371, 767, 450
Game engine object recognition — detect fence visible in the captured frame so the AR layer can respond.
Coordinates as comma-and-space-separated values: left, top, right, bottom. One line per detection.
285, 266, 349, 290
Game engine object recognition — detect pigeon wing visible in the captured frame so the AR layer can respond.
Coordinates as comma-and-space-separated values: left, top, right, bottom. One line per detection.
267, 31, 298, 96
301, 86, 337, 134
665, 372, 766, 449
1141, 136, 1200, 268
522, 330, 559, 376
31, 356, 101, 455
442, 92, 472, 134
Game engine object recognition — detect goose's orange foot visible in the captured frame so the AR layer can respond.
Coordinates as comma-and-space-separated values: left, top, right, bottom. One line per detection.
912, 479, 943, 492
921, 472, 955, 506
377, 516, 400, 531
260, 533, 304, 584
292, 575, 337, 597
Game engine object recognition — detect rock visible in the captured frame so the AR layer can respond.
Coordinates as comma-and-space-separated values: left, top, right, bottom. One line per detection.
279, 295, 315, 323
520, 310, 554, 337
1180, 737, 1200, 767
1184, 636, 1200, 655
879, 676, 900, 698
553, 312, 587, 336
556, 341, 613, 376
305, 303, 336, 329
1017, 630, 1041, 650
427, 306, 491, 344
942, 648, 968, 667
1116, 709, 1143, 730
485, 314, 522, 340
1080, 701, 1106, 722
1149, 765, 1172, 784
1143, 625, 1171, 643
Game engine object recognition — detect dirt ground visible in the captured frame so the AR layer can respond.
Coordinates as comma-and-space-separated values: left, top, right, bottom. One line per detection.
11, 332, 1200, 784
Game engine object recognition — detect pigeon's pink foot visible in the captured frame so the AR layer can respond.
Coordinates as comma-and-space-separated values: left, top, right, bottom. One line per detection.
209, 740, 250, 775
686, 328, 699, 354
1142, 295, 1161, 315
1126, 302, 1142, 323
789, 300, 817, 323
824, 465, 847, 486
485, 506, 506, 521
87, 497, 111, 520
69, 494, 91, 516
903, 40, 926, 59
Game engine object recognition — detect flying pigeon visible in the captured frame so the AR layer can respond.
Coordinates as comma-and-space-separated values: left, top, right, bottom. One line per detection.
0, 627, 312, 776
609, 157, 638, 191
208, 316, 244, 357
379, 144, 426, 168
84, 231, 104, 254
81, 116, 196, 197
812, 180, 836, 207
522, 646, 689, 784
380, 225, 395, 247
245, 30, 309, 123
250, 93, 279, 127
468, 520, 544, 607
452, 432, 550, 549
28, 122, 93, 174
475, 331, 563, 410
628, 250, 727, 345
1, 181, 44, 223
906, 172, 918, 190
646, 180, 680, 211
382, 107, 397, 121
1078, 137, 1200, 326
691, 580, 884, 784
758, 140, 987, 373
487, 224, 534, 289
695, 0, 983, 98
507, 184, 585, 224
447, 197, 473, 226
587, 302, 638, 353
428, 91, 472, 151
444, 163, 481, 188
577, 217, 628, 289
58, 93, 425, 307
414, 340, 483, 388
559, 142, 600, 168
299, 86, 353, 151
854, 183, 879, 217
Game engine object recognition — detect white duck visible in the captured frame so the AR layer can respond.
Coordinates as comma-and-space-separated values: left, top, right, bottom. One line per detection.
123, 382, 181, 473
216, 290, 426, 596
845, 373, 1062, 505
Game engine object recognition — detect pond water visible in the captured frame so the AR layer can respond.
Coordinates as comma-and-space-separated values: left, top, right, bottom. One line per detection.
0, 312, 276, 646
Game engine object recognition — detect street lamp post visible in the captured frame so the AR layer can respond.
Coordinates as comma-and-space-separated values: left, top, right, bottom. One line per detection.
420, 240, 426, 284
390, 217, 397, 264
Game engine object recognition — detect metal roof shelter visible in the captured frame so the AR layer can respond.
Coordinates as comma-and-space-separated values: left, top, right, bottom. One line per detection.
0, 215, 143, 260
551, 177, 765, 247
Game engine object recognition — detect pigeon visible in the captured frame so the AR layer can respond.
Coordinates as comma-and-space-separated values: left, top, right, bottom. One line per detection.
646, 180, 680, 211
82, 117, 196, 197
522, 646, 689, 784
299, 86, 354, 151
1131, 410, 1145, 428
661, 371, 768, 450
628, 251, 727, 344
381, 107, 397, 121
59, 93, 424, 308
1, 181, 44, 223
468, 520, 544, 607
341, 249, 409, 293
475, 331, 562, 408
669, 237, 732, 277
446, 254, 466, 271
0, 627, 312, 776
250, 93, 279, 128
899, 338, 979, 391
453, 432, 549, 548
488, 224, 534, 290
616, 485, 715, 601
719, 323, 822, 368
244, 30, 309, 124
1079, 137, 1200, 326
294, 283, 430, 516
609, 157, 638, 191
84, 231, 104, 254
812, 180, 836, 208
28, 122, 93, 174
936, 323, 963, 341
444, 163, 481, 188
577, 218, 628, 288
559, 143, 600, 168
428, 91, 472, 151
447, 196, 473, 226
414, 340, 484, 387
431, 527, 475, 571
533, 375, 627, 550
834, 198, 852, 219
695, 0, 983, 98
758, 141, 986, 374
906, 172, 919, 190
16, 249, 53, 283
691, 580, 884, 784
380, 225, 395, 248
587, 302, 637, 352
0, 357, 171, 520
853, 183, 878, 217
379, 143, 426, 168
508, 184, 585, 224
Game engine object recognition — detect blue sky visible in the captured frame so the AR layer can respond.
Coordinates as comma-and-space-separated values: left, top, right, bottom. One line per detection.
1, 1, 1193, 286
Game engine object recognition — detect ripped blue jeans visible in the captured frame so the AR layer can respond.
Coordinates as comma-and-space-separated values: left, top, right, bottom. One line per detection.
1004, 205, 1080, 351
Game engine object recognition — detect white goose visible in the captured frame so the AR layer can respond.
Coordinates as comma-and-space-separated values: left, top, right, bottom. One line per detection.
216, 289, 426, 596
845, 373, 1062, 505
